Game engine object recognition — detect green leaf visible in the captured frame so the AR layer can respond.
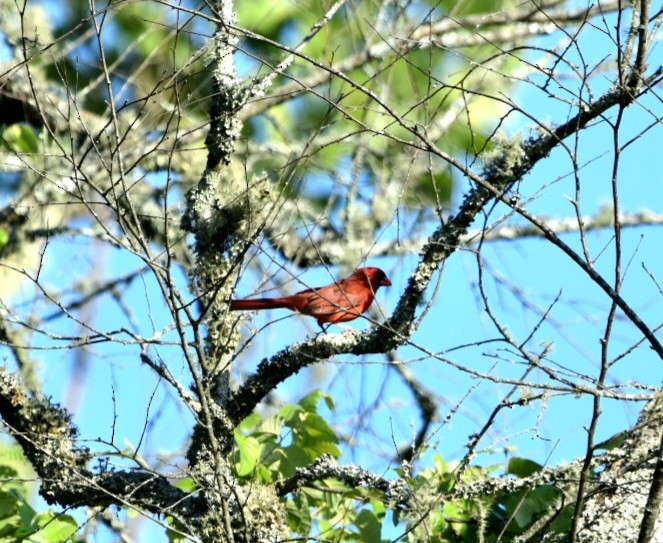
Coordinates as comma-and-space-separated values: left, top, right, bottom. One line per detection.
275, 393, 341, 462
453, 0, 509, 16
512, 496, 538, 527
595, 430, 628, 451
260, 414, 285, 436
299, 390, 335, 413
2, 124, 39, 154
16, 500, 37, 535
549, 503, 574, 533
28, 511, 78, 543
410, 170, 453, 207
238, 412, 262, 432
370, 499, 386, 520
0, 229, 8, 254
0, 514, 21, 539
234, 430, 263, 477
507, 457, 543, 478
355, 509, 381, 543
276, 445, 311, 476
506, 485, 560, 529
293, 412, 340, 459
237, 0, 301, 37
0, 492, 17, 520
279, 404, 304, 423
286, 494, 312, 535
174, 477, 197, 493
282, 392, 341, 460
433, 455, 452, 475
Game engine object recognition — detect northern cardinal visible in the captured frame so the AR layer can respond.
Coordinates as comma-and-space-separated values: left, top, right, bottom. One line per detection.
230, 267, 392, 327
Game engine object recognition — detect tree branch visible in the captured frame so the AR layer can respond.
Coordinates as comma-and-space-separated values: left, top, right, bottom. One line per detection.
274, 454, 409, 500
0, 365, 201, 518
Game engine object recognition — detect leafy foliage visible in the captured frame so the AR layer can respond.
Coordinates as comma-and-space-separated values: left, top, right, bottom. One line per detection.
233, 390, 341, 483
231, 394, 575, 542
0, 443, 79, 543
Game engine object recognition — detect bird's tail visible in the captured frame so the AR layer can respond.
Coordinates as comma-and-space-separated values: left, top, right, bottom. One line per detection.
229, 298, 291, 311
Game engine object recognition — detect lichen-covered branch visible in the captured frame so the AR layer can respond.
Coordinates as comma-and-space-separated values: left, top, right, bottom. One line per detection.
272, 394, 662, 542
638, 429, 663, 543
0, 365, 200, 520
175, 2, 291, 542
275, 454, 410, 501
577, 393, 663, 542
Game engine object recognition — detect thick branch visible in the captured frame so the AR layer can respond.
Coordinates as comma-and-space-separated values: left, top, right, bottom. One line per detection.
274, 405, 662, 517
578, 393, 663, 541
638, 428, 663, 543
0, 365, 200, 517
274, 454, 409, 501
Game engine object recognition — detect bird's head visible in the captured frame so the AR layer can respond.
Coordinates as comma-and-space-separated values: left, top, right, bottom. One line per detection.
357, 267, 392, 290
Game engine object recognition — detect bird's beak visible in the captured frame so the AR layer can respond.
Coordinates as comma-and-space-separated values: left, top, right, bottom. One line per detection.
381, 276, 392, 287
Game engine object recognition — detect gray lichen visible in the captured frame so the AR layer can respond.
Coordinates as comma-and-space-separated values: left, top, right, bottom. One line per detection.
576, 394, 663, 543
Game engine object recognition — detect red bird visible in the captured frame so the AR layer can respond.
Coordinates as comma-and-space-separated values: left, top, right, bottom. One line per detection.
230, 267, 392, 327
